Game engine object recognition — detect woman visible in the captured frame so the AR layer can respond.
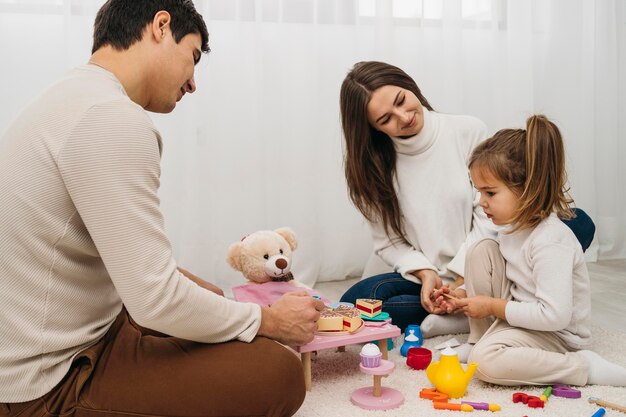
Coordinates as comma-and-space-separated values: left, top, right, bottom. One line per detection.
338, 61, 495, 333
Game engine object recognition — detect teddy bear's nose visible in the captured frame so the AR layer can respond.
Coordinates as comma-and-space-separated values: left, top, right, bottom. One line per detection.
275, 258, 288, 270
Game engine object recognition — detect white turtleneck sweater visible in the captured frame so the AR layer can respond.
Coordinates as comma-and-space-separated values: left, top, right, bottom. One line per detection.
0, 65, 261, 402
501, 213, 592, 349
370, 108, 495, 284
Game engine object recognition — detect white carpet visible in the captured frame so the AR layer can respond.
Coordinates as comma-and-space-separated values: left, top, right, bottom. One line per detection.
294, 325, 626, 417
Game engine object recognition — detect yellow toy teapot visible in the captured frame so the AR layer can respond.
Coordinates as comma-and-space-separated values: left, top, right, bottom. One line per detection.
426, 346, 478, 398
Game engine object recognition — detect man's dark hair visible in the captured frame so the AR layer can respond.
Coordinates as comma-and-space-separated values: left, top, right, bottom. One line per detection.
92, 0, 210, 54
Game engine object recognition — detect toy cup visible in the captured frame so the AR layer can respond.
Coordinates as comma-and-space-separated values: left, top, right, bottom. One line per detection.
406, 347, 432, 370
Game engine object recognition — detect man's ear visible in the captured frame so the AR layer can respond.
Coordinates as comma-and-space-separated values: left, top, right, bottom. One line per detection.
151, 10, 172, 42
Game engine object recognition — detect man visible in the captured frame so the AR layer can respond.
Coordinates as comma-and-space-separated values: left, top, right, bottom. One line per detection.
0, 1, 323, 416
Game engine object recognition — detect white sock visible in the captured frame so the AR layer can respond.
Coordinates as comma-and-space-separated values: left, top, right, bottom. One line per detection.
577, 350, 626, 386
421, 314, 469, 338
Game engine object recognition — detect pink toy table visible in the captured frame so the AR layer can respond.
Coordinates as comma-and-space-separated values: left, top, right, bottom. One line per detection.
351, 360, 404, 410
293, 322, 400, 391
232, 282, 330, 305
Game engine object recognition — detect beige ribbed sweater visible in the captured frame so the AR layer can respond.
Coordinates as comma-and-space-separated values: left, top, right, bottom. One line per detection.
0, 65, 261, 402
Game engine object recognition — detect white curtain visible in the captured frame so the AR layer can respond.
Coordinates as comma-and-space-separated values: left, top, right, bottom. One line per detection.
1, 0, 624, 296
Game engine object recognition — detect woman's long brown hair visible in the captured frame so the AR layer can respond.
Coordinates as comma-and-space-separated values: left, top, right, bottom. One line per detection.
340, 61, 433, 242
468, 115, 574, 232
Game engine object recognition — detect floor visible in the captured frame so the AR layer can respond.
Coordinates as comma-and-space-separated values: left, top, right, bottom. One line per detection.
314, 259, 626, 333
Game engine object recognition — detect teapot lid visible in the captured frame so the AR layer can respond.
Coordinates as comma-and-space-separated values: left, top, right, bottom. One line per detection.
405, 329, 419, 342
440, 346, 458, 357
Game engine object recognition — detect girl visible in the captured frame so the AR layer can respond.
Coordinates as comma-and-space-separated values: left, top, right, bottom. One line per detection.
439, 115, 626, 386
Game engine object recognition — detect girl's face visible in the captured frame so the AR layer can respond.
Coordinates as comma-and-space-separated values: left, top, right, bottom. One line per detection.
366, 85, 424, 138
470, 167, 520, 226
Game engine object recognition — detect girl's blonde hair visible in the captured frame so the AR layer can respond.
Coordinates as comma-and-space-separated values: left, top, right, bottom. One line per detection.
468, 115, 573, 232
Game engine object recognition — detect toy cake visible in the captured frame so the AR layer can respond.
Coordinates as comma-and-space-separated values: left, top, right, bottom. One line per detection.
336, 305, 361, 331
317, 308, 344, 331
356, 298, 382, 318
317, 305, 362, 332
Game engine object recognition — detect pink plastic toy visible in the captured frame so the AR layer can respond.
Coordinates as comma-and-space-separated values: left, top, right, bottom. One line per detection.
294, 322, 400, 391
351, 359, 404, 410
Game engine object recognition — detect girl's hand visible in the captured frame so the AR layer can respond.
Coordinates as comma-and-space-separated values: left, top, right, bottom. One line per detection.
413, 269, 444, 314
455, 295, 507, 320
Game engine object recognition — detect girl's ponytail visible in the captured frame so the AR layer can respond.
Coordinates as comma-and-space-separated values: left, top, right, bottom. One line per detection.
517, 115, 573, 228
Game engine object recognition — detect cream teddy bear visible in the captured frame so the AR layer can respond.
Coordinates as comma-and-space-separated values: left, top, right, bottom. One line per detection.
228, 227, 330, 306
227, 227, 300, 285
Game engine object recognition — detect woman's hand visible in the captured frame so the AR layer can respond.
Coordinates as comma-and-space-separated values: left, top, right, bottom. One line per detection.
413, 269, 443, 314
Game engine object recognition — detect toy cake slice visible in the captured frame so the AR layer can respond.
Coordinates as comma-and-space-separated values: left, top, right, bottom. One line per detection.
317, 307, 344, 331
335, 306, 361, 331
356, 298, 382, 318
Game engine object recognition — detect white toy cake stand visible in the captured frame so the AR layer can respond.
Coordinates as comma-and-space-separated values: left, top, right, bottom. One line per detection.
351, 359, 404, 410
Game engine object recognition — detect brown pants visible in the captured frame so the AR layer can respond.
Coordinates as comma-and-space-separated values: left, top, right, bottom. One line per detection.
1, 309, 305, 417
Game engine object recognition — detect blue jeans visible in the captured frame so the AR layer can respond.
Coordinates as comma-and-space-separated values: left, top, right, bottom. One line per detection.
339, 273, 428, 331
340, 208, 596, 332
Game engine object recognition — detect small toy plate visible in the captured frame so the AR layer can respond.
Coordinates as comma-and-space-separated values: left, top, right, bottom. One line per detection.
328, 301, 354, 308
361, 312, 390, 321
364, 318, 391, 327
316, 319, 364, 336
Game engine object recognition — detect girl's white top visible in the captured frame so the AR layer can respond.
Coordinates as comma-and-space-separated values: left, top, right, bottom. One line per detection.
501, 213, 591, 348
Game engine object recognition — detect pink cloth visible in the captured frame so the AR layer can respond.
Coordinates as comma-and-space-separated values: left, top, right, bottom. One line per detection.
232, 282, 330, 306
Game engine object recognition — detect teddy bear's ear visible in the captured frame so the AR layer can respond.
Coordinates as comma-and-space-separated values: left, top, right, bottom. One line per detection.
227, 242, 244, 271
275, 227, 297, 250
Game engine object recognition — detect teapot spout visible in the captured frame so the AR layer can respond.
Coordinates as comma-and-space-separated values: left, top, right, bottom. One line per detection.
463, 362, 478, 383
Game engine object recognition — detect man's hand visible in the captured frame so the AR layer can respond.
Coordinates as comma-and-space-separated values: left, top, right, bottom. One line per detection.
257, 291, 325, 346
455, 295, 507, 320
413, 269, 444, 314
178, 267, 225, 297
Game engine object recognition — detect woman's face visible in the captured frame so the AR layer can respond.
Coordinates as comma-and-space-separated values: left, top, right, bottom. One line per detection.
366, 85, 424, 138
